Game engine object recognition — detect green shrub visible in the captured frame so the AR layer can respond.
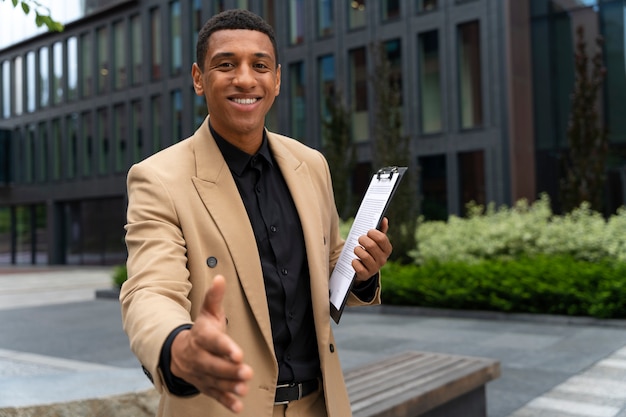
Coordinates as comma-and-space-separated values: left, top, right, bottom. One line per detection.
412, 194, 626, 264
112, 264, 127, 288
381, 255, 626, 319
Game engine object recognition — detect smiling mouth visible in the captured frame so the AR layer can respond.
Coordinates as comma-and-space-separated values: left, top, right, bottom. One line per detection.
231, 98, 259, 105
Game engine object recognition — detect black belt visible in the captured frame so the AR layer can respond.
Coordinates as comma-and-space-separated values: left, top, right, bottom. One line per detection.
274, 379, 319, 405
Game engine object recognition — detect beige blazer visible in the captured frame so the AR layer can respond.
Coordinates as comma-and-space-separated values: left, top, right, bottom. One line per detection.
120, 117, 381, 417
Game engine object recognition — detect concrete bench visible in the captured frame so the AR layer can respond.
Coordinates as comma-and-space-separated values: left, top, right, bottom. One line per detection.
346, 351, 501, 417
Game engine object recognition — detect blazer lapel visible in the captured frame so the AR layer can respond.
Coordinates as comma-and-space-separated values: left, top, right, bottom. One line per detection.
189, 120, 274, 353
268, 134, 330, 348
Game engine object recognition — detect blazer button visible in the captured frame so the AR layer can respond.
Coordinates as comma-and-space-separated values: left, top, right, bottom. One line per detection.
329, 344, 335, 353
206, 257, 218, 268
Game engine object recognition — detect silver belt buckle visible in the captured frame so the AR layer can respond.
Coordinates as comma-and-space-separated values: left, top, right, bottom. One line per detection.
274, 382, 302, 405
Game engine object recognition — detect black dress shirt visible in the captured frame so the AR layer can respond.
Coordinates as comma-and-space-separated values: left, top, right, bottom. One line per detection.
159, 124, 378, 395
212, 125, 319, 383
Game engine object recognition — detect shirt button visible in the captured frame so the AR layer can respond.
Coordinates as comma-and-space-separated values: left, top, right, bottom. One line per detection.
255, 185, 261, 193
281, 268, 288, 275
270, 225, 277, 233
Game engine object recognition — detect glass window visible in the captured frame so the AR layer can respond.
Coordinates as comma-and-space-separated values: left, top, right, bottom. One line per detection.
131, 15, 143, 85
39, 47, 49, 107
0, 206, 9, 264
52, 42, 63, 105
289, 0, 305, 45
458, 20, 483, 129
1, 60, 10, 118
458, 150, 485, 214
418, 30, 442, 134
318, 0, 333, 37
349, 47, 368, 142
97, 27, 109, 94
151, 95, 162, 153
382, 0, 400, 21
113, 20, 127, 90
289, 62, 306, 141
80, 34, 93, 98
171, 89, 182, 142
193, 90, 206, 129
262, 0, 276, 29
213, 0, 225, 13
51, 118, 61, 180
170, 1, 182, 76
151, 8, 163, 80
67, 37, 78, 101
26, 52, 36, 112
81, 111, 93, 177
419, 155, 447, 220
385, 38, 402, 99
0, 129, 11, 184
417, 0, 437, 12
131, 100, 143, 163
97, 108, 109, 175
66, 113, 78, 179
25, 125, 35, 183
348, 0, 366, 29
235, 0, 249, 8
191, 0, 202, 64
36, 123, 46, 182
601, 2, 626, 143
114, 103, 127, 172
14, 56, 23, 116
318, 54, 335, 122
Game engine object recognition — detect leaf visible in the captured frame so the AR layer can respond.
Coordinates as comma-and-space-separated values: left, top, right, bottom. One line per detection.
35, 13, 44, 27
12, 0, 19, 7
20, 0, 29, 14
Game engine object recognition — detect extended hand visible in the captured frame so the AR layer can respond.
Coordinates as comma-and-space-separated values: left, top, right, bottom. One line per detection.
170, 275, 253, 413
352, 217, 393, 282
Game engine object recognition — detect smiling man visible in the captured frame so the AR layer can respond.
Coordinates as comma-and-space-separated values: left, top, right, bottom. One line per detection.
120, 9, 392, 417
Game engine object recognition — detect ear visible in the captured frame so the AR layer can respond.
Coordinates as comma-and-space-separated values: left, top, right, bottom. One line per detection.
274, 64, 281, 97
192, 63, 204, 96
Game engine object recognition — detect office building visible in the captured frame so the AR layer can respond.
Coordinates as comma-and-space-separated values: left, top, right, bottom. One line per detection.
0, 0, 624, 265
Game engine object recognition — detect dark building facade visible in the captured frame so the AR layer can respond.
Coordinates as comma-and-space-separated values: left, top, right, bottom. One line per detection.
0, 0, 625, 265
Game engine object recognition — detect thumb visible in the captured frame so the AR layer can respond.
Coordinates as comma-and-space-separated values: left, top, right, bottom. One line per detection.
379, 217, 389, 234
202, 274, 226, 321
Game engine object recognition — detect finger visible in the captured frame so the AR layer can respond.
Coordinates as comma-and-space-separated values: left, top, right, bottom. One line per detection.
205, 389, 245, 414
202, 274, 227, 321
378, 217, 389, 234
364, 229, 393, 259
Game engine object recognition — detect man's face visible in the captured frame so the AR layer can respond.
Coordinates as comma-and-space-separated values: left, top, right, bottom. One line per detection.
192, 29, 281, 145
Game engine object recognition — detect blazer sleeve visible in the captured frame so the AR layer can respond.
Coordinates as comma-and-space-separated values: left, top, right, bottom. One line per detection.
120, 162, 195, 394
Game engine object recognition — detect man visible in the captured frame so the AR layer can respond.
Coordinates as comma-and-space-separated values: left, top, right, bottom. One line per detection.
120, 9, 392, 417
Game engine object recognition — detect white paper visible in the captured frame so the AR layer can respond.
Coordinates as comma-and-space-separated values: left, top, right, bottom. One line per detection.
329, 171, 400, 312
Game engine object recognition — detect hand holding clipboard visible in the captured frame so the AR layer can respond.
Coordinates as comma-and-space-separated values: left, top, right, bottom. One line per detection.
329, 166, 406, 324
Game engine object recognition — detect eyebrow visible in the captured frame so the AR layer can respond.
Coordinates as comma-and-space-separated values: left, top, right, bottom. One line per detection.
210, 51, 274, 61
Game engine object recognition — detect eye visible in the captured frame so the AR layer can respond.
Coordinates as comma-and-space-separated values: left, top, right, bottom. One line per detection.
253, 62, 271, 71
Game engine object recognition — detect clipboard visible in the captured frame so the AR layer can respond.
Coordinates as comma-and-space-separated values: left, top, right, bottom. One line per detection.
329, 166, 407, 324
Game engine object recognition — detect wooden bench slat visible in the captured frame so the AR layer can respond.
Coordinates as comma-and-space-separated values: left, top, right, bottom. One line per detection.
346, 353, 472, 398
346, 351, 501, 417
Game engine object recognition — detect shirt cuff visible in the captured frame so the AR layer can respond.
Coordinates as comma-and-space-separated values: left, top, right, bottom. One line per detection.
351, 273, 379, 302
159, 323, 200, 397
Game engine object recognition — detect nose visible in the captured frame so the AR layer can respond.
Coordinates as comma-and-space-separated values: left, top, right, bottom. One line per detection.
233, 64, 256, 88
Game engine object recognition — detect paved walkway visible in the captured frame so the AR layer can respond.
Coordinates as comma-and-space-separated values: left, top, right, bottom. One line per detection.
1, 267, 626, 416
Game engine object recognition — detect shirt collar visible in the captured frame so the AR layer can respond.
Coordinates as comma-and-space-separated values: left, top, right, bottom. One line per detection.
209, 122, 273, 177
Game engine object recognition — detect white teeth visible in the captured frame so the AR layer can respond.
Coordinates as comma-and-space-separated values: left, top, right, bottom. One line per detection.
232, 98, 257, 105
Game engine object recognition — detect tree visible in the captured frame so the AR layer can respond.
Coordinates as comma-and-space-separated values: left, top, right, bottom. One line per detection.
2, 0, 64, 32
322, 90, 357, 220
560, 25, 608, 213
370, 42, 419, 264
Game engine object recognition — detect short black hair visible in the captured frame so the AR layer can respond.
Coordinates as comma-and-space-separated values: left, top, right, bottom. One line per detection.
196, 9, 278, 71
